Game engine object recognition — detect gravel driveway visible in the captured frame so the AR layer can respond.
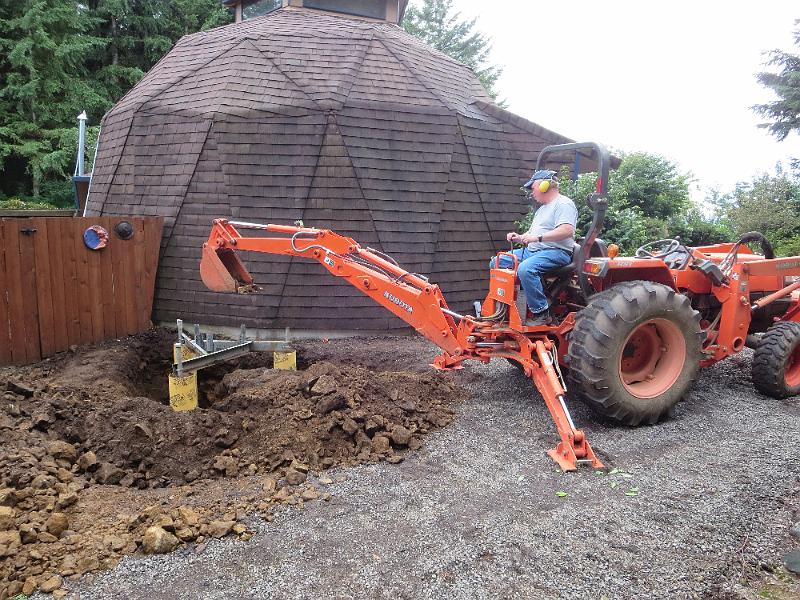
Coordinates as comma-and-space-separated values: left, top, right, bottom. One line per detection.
63, 346, 800, 599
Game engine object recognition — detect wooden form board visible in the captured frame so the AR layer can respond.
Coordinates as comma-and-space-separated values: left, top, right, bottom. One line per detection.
0, 216, 163, 365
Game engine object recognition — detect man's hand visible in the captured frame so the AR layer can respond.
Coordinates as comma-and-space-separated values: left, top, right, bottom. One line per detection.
507, 232, 521, 243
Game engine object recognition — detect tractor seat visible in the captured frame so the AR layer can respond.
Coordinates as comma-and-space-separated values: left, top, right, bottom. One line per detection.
541, 243, 581, 278
541, 238, 608, 278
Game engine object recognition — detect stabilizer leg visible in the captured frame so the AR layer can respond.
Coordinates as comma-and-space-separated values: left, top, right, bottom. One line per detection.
529, 340, 603, 471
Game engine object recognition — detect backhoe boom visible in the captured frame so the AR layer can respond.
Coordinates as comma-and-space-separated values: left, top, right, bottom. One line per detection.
200, 218, 604, 472
201, 219, 463, 355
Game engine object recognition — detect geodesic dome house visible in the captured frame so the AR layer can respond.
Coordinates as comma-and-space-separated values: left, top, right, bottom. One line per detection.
86, 1, 573, 332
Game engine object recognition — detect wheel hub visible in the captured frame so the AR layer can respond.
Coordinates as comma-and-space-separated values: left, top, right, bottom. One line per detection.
619, 318, 686, 399
785, 345, 800, 387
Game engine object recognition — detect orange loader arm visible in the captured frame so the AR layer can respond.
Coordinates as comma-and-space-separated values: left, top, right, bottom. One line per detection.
201, 219, 463, 355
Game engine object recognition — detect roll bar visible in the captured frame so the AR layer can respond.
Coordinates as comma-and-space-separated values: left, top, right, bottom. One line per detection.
536, 142, 610, 299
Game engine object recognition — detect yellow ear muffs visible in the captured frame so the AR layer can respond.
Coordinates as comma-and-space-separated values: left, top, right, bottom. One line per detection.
538, 179, 551, 193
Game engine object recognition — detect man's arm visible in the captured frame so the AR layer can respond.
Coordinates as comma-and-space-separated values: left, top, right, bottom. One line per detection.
512, 223, 575, 245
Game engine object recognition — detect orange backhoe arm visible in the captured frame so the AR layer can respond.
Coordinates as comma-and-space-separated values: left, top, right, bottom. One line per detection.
201, 219, 463, 355
201, 218, 603, 472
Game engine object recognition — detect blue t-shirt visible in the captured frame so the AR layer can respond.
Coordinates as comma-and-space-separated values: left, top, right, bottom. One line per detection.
525, 194, 578, 252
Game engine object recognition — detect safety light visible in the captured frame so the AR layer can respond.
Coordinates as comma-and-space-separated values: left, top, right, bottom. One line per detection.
584, 261, 603, 274
607, 244, 619, 259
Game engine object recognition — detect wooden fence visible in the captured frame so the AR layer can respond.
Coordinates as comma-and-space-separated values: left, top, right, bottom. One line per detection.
0, 216, 163, 365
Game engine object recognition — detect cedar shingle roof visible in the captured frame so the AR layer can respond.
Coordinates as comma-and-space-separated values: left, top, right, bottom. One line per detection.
86, 7, 574, 332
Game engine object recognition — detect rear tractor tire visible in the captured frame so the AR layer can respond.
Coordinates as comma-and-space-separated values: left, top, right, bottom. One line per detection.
567, 281, 704, 426
752, 321, 800, 398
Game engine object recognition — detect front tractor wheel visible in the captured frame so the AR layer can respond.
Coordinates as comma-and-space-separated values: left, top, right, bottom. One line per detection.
567, 281, 704, 426
752, 321, 800, 398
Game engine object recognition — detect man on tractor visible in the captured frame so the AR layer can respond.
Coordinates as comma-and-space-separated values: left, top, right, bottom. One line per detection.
492, 169, 578, 326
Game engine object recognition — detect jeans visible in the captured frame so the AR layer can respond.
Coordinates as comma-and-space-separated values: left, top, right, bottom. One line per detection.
489, 247, 572, 313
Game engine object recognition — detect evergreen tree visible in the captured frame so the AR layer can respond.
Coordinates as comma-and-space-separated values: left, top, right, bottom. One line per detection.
403, 0, 503, 101
0, 0, 232, 202
87, 0, 231, 104
0, 0, 108, 197
753, 19, 800, 142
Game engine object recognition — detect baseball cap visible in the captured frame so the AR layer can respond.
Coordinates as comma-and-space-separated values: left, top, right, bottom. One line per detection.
523, 169, 557, 189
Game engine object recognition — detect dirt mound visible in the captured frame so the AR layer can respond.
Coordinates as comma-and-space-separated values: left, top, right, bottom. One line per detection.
0, 329, 464, 598
42, 359, 460, 489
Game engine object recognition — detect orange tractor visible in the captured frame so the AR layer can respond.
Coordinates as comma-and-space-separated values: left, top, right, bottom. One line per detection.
200, 142, 800, 471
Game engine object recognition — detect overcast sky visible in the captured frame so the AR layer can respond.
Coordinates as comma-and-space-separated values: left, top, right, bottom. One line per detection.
447, 1, 798, 200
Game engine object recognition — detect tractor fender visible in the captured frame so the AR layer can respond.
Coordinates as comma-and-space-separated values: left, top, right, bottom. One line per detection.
587, 258, 677, 292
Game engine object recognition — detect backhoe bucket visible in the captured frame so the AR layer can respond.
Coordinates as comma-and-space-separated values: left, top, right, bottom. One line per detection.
200, 245, 257, 294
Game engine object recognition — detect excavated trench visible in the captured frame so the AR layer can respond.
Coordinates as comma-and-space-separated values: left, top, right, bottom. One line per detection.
8, 329, 465, 490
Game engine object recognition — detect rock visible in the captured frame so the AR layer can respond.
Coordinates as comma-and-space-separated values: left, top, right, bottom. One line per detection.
18, 524, 37, 544
133, 422, 153, 438
285, 468, 307, 486
8, 381, 35, 397
398, 398, 416, 412
355, 430, 372, 454
785, 548, 800, 575
119, 472, 140, 488
6, 581, 23, 597
40, 575, 62, 593
22, 577, 38, 596
103, 534, 126, 551
77, 451, 99, 472
95, 462, 125, 485
272, 487, 292, 502
289, 460, 309, 473
341, 417, 359, 435
53, 590, 68, 599
387, 455, 404, 464
207, 520, 235, 538
152, 514, 175, 532
184, 469, 200, 483
316, 393, 346, 414
176, 507, 200, 527
31, 411, 54, 430
214, 428, 239, 449
0, 413, 14, 429
56, 492, 78, 509
56, 467, 74, 483
46, 512, 69, 537
301, 487, 320, 501
0, 506, 15, 530
310, 374, 339, 396
371, 435, 391, 454
38, 531, 58, 543
232, 523, 247, 535
175, 527, 196, 542
212, 455, 239, 477
46, 441, 78, 463
61, 555, 77, 572
0, 528, 21, 548
789, 522, 800, 540
390, 425, 412, 447
0, 488, 17, 507
77, 556, 100, 573
141, 526, 179, 554
364, 417, 383, 434
31, 473, 56, 489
